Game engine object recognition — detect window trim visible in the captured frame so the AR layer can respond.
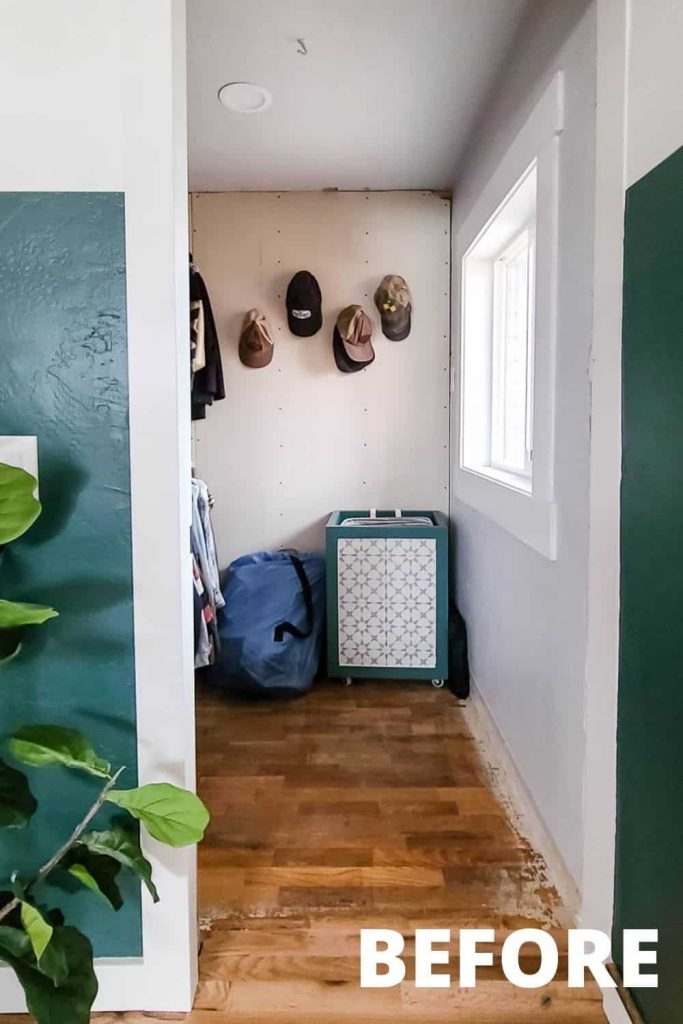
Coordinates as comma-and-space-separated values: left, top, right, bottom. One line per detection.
453, 72, 564, 560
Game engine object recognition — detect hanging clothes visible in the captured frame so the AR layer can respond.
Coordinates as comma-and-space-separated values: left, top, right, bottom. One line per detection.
192, 553, 214, 669
190, 293, 206, 373
191, 476, 224, 668
190, 258, 225, 420
192, 478, 224, 613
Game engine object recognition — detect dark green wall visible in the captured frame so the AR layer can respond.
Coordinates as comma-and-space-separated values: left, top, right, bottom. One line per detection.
614, 146, 683, 1021
0, 193, 141, 956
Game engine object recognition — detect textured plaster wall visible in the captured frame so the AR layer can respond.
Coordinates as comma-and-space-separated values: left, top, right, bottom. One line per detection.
0, 192, 140, 956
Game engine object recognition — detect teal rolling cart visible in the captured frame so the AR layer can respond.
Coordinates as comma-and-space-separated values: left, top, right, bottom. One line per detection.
325, 509, 449, 686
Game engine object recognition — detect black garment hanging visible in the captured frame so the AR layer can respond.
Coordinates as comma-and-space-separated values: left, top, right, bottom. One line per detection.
190, 259, 225, 420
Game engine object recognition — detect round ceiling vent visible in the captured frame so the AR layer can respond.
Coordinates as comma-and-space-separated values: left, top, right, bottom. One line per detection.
217, 82, 272, 114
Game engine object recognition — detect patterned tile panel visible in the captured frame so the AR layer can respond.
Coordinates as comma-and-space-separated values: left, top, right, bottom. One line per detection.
337, 537, 436, 669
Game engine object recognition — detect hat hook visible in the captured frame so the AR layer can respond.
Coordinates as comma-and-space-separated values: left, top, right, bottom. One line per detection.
296, 37, 308, 55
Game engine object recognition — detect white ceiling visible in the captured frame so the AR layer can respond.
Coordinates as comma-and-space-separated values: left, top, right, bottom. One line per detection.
187, 0, 530, 192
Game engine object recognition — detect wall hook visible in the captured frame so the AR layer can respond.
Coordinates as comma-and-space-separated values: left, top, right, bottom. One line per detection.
296, 37, 308, 55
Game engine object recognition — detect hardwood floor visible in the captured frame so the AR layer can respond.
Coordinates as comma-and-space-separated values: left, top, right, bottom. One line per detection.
5, 680, 607, 1023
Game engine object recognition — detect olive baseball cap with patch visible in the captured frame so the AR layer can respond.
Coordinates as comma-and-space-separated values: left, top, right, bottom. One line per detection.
286, 270, 322, 337
333, 305, 375, 374
238, 308, 274, 368
374, 274, 412, 341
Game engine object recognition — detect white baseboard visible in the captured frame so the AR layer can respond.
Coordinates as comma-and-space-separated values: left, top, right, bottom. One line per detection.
0, 957, 636, 1021
0, 957, 194, 1013
461, 676, 580, 920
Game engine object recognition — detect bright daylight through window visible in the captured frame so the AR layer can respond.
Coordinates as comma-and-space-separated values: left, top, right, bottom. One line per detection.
491, 224, 535, 478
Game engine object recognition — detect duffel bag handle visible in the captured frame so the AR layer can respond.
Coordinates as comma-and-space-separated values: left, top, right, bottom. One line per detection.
273, 551, 314, 642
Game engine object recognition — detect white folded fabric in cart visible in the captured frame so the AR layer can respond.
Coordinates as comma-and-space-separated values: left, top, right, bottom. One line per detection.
340, 516, 432, 527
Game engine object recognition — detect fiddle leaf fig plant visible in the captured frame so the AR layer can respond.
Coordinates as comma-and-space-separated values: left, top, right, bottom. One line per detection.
0, 463, 58, 664
0, 460, 210, 1022
0, 462, 42, 545
9, 726, 112, 778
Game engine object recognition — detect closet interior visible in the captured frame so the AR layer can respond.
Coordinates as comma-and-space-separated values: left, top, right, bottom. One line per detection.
184, 0, 600, 1020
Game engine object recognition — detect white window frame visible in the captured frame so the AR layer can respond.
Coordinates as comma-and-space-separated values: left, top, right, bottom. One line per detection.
453, 73, 564, 560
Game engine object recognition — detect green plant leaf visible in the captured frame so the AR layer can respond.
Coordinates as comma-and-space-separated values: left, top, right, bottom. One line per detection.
60, 848, 123, 911
0, 463, 41, 545
78, 825, 159, 902
35, 931, 70, 987
0, 900, 70, 987
8, 726, 111, 778
0, 600, 58, 628
8, 925, 98, 1024
0, 923, 31, 961
107, 782, 210, 847
20, 902, 53, 961
0, 757, 37, 829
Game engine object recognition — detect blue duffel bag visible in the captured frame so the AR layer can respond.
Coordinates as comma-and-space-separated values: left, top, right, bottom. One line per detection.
211, 549, 326, 696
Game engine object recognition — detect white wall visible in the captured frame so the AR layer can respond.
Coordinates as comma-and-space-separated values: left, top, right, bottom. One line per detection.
191, 191, 450, 563
450, 0, 595, 887
0, 0, 196, 1013
626, 0, 683, 187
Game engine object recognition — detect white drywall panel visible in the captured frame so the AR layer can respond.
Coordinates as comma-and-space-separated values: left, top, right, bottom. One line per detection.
191, 191, 450, 564
449, 0, 595, 887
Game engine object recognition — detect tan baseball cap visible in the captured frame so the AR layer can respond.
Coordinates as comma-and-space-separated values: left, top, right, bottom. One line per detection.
333, 305, 375, 373
238, 308, 274, 368
374, 274, 412, 341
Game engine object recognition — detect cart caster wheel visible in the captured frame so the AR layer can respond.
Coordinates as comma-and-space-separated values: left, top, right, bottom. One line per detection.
431, 678, 445, 689
345, 677, 353, 687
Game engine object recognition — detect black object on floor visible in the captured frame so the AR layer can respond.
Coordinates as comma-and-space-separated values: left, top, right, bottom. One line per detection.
447, 602, 470, 699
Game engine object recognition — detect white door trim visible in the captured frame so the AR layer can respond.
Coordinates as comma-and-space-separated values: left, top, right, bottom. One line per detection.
579, 0, 628, 939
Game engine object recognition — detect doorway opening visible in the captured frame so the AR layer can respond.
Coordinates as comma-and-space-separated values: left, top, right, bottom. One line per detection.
185, 1, 605, 1020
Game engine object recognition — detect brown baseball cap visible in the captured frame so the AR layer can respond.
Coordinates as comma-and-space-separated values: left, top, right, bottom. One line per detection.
333, 305, 375, 373
238, 308, 273, 368
374, 274, 412, 341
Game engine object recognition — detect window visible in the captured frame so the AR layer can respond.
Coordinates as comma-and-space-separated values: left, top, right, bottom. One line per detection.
460, 161, 537, 493
453, 74, 563, 560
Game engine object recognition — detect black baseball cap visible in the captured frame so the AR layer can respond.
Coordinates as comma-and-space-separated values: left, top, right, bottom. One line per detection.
286, 270, 322, 337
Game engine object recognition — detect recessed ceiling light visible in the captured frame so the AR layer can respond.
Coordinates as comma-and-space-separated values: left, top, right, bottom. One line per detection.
218, 82, 272, 114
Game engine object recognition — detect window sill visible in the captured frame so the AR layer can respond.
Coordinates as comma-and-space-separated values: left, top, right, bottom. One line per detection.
465, 462, 532, 494
453, 464, 557, 560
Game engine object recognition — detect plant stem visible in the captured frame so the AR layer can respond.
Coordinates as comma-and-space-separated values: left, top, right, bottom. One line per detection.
0, 766, 126, 925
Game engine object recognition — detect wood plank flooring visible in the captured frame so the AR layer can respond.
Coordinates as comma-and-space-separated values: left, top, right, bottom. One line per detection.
3, 679, 606, 1023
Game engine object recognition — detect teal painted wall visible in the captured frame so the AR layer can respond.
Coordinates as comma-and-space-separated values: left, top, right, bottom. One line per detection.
0, 193, 141, 956
614, 146, 683, 1021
